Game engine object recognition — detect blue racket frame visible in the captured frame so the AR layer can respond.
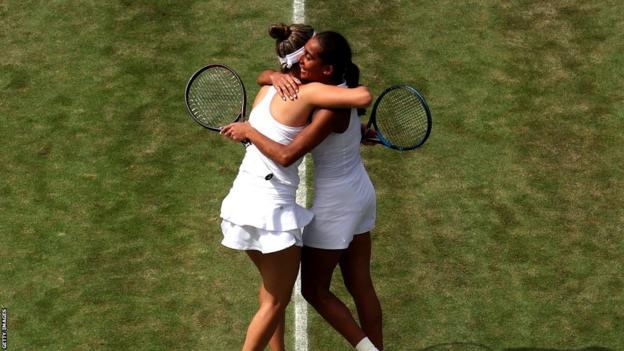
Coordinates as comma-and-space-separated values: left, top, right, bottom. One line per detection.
367, 84, 432, 151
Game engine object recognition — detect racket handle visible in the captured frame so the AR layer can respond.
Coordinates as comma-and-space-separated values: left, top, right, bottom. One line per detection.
361, 137, 381, 146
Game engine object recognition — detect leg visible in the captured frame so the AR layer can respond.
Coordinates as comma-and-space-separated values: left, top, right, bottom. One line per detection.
243, 246, 301, 351
268, 311, 285, 351
340, 233, 383, 349
301, 246, 366, 347
259, 285, 286, 351
248, 254, 286, 351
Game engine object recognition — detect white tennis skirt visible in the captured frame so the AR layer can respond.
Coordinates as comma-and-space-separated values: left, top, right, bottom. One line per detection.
303, 171, 376, 250
221, 219, 304, 254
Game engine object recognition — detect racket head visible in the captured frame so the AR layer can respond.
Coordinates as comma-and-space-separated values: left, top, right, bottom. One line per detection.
184, 64, 247, 131
368, 84, 432, 151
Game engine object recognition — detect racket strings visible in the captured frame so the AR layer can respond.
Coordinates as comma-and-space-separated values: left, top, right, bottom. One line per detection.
187, 67, 244, 128
375, 88, 429, 148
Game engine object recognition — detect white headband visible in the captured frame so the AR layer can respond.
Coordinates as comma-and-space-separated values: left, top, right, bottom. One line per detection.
277, 32, 316, 69
278, 46, 305, 69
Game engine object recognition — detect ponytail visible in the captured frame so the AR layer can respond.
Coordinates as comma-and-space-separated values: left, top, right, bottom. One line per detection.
346, 62, 366, 115
346, 63, 365, 116
344, 62, 360, 88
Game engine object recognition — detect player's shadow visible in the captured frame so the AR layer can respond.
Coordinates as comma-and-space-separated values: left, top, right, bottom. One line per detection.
420, 343, 614, 351
504, 348, 613, 351
421, 342, 493, 350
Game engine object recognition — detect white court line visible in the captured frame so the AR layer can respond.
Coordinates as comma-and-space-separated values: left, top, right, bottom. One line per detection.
292, 2, 308, 351
294, 161, 308, 351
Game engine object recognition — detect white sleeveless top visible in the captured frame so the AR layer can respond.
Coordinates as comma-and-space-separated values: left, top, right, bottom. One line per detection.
310, 107, 364, 182
303, 106, 376, 249
220, 87, 314, 231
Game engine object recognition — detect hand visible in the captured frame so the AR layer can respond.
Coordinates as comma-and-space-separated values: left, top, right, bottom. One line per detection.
221, 122, 252, 142
271, 72, 301, 101
361, 125, 378, 146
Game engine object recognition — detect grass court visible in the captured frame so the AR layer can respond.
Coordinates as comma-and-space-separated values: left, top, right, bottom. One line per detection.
1, 1, 623, 349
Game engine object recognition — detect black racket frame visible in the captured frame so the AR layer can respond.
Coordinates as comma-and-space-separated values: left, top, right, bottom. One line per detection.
184, 63, 247, 131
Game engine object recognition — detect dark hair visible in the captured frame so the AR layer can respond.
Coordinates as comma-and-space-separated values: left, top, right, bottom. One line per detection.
269, 23, 315, 72
315, 31, 360, 88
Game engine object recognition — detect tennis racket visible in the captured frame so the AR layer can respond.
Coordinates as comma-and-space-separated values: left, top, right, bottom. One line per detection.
364, 84, 432, 151
185, 64, 274, 180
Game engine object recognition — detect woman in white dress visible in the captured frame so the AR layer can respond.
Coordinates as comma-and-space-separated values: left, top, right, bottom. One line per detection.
219, 24, 373, 351
222, 31, 383, 351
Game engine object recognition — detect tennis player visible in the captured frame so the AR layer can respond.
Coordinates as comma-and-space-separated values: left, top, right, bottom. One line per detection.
222, 31, 383, 351
219, 24, 372, 351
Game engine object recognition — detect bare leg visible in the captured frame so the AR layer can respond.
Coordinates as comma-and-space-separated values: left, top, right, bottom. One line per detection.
248, 254, 286, 351
268, 303, 285, 351
340, 233, 383, 349
256, 283, 286, 351
243, 246, 301, 351
301, 247, 366, 347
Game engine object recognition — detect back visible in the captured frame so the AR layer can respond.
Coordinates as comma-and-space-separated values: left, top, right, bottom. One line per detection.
269, 84, 315, 128
238, 87, 305, 189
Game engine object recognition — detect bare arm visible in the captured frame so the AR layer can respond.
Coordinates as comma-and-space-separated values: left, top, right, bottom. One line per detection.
256, 70, 276, 86
221, 109, 347, 167
256, 69, 370, 108
256, 70, 301, 101
300, 82, 372, 109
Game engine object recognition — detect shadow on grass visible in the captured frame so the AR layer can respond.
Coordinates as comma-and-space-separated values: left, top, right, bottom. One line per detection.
421, 342, 493, 350
504, 347, 613, 351
420, 343, 613, 351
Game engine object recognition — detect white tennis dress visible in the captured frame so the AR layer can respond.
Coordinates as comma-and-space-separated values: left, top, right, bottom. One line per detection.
220, 87, 314, 254
303, 107, 376, 249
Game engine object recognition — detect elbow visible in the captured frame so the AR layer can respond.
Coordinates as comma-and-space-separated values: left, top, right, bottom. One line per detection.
275, 152, 298, 167
362, 92, 373, 107
358, 88, 373, 107
278, 155, 297, 168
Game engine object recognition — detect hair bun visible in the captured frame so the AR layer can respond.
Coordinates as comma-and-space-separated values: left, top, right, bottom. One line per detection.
269, 24, 291, 40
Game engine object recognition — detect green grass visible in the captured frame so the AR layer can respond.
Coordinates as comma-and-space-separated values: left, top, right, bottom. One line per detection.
309, 1, 624, 350
1, 1, 290, 349
2, 0, 623, 350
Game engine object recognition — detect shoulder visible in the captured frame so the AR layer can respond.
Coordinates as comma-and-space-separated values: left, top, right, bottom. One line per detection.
258, 85, 272, 96
298, 82, 340, 100
252, 85, 273, 107
299, 82, 328, 92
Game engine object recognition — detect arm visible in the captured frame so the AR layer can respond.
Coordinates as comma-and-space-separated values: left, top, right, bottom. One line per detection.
221, 109, 347, 167
256, 70, 276, 86
300, 82, 372, 109
256, 70, 301, 101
